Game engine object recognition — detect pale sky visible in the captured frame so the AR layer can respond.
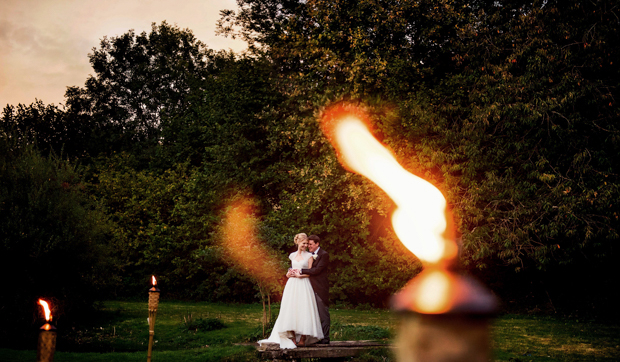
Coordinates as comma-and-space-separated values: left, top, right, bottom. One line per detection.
0, 0, 247, 107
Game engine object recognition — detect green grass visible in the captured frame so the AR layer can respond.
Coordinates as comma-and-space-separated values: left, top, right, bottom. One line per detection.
0, 346, 256, 362
0, 301, 618, 361
493, 314, 620, 362
52, 301, 266, 352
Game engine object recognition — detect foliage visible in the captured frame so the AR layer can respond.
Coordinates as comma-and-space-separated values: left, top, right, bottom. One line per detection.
86, 152, 260, 301
401, 0, 620, 271
2, 0, 619, 313
224, 97, 424, 305
1, 22, 218, 161
0, 102, 70, 155
218, 0, 465, 94
219, 0, 620, 275
0, 100, 103, 159
79, 45, 287, 300
64, 21, 213, 155
159, 53, 283, 170
0, 145, 113, 344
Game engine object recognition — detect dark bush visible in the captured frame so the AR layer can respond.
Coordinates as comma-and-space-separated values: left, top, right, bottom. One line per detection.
0, 145, 113, 347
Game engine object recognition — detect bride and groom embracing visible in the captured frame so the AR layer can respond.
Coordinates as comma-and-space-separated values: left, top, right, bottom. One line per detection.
259, 233, 330, 349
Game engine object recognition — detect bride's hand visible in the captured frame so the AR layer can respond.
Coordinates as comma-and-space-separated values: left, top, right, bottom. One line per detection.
287, 269, 298, 278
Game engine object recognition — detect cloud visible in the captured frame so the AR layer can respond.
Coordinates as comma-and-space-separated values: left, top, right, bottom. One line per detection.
0, 0, 246, 107
0, 17, 93, 106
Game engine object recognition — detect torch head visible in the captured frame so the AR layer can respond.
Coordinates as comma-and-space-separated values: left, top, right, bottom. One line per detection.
149, 276, 160, 292
392, 268, 499, 316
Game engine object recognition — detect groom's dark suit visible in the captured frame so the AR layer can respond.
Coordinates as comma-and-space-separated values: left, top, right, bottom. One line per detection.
301, 247, 330, 342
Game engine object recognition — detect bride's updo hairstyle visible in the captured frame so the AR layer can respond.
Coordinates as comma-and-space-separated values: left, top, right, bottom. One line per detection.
294, 233, 308, 245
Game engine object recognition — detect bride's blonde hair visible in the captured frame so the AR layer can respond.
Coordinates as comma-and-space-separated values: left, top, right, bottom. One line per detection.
294, 233, 308, 245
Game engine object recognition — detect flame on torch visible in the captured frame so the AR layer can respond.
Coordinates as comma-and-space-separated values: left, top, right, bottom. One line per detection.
38, 299, 52, 322
152, 276, 157, 286
320, 104, 457, 265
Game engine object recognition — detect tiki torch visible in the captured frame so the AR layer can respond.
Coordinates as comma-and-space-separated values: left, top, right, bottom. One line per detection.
320, 104, 498, 362
37, 299, 56, 362
392, 268, 498, 362
147, 276, 160, 362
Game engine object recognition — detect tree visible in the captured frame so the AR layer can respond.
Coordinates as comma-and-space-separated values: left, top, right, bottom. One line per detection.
1, 22, 214, 161
219, 0, 620, 273
0, 145, 113, 346
218, 0, 467, 95
4, 0, 618, 313
158, 52, 284, 170
86, 153, 222, 299
394, 0, 620, 271
64, 21, 213, 156
0, 101, 100, 159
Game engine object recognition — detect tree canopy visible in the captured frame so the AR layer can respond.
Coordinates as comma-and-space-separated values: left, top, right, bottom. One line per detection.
218, 0, 620, 272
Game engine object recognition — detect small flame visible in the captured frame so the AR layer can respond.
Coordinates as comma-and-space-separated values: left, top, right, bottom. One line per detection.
152, 276, 157, 286
38, 299, 51, 322
321, 105, 457, 264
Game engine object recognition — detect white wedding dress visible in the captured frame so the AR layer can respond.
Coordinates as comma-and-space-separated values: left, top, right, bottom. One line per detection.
258, 251, 324, 349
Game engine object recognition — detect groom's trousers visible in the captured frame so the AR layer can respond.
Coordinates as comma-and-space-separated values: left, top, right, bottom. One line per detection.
315, 294, 330, 341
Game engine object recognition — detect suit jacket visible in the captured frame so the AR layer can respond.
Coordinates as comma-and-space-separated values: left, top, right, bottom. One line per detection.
301, 248, 329, 306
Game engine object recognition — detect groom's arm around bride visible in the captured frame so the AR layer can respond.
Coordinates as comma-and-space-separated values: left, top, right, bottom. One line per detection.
300, 235, 330, 344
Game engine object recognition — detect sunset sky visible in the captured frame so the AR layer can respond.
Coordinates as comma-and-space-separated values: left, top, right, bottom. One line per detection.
0, 0, 247, 108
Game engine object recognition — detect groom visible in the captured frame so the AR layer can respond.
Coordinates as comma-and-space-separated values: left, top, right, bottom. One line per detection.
300, 235, 330, 344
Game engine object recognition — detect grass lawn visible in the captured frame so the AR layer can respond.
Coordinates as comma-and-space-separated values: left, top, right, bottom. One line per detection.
0, 301, 618, 361
493, 314, 620, 361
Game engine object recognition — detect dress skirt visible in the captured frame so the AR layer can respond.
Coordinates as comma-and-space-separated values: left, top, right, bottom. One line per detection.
258, 276, 324, 349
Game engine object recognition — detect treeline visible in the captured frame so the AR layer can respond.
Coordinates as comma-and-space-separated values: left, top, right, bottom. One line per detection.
2, 0, 619, 335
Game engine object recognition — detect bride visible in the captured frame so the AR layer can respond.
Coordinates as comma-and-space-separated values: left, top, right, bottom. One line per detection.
258, 233, 324, 348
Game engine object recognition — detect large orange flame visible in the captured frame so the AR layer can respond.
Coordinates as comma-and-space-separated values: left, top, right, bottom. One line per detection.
38, 299, 51, 322
321, 104, 457, 265
152, 276, 157, 286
